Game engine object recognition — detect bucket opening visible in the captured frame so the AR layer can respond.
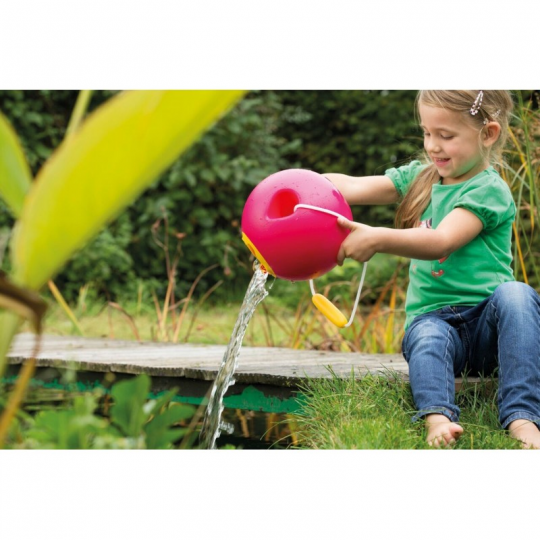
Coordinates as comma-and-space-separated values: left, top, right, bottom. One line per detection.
267, 189, 300, 219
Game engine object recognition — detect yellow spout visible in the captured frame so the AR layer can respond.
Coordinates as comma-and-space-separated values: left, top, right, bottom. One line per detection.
241, 233, 276, 277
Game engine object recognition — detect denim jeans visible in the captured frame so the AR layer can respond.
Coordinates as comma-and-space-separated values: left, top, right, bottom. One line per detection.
401, 281, 540, 429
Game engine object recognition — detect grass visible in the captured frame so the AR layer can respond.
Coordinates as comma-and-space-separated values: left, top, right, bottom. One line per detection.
30, 297, 313, 345
28, 285, 407, 352
291, 371, 523, 449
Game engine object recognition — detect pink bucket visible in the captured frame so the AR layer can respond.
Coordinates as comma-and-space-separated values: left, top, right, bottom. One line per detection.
241, 169, 352, 281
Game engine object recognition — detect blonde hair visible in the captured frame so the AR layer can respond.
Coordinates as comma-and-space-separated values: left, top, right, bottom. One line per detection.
395, 90, 514, 229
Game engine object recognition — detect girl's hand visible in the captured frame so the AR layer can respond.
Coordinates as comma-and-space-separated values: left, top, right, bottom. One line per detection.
336, 217, 379, 265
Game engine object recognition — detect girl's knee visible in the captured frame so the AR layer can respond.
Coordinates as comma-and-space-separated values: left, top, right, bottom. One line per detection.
404, 318, 448, 350
493, 281, 539, 309
403, 317, 460, 360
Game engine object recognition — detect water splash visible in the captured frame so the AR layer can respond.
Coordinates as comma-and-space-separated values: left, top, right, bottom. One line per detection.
200, 262, 270, 449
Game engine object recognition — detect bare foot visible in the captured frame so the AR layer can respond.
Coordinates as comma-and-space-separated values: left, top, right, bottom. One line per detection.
508, 420, 540, 449
425, 414, 464, 448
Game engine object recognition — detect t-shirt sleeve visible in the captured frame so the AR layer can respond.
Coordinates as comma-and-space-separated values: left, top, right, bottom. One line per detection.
384, 160, 426, 199
454, 177, 516, 230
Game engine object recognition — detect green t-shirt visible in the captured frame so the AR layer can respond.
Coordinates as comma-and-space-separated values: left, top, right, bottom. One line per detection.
385, 160, 516, 329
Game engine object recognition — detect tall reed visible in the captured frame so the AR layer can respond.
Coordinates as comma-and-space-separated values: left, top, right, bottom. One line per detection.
503, 91, 540, 287
103, 209, 224, 343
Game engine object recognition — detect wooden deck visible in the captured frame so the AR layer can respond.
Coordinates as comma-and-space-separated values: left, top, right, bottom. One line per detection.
7, 333, 408, 386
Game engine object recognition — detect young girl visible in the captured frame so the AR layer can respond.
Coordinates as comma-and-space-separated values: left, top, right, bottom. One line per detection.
325, 90, 540, 449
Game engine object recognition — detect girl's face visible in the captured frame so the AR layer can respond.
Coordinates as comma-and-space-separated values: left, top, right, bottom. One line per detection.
419, 103, 489, 184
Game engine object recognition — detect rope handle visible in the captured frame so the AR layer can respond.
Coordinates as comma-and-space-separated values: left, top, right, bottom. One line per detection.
294, 203, 367, 328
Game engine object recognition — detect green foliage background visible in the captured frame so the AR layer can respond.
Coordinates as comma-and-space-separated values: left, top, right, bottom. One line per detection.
0, 90, 431, 303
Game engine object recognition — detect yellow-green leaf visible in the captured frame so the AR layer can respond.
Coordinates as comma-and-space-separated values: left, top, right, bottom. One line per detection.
11, 90, 245, 290
0, 111, 32, 217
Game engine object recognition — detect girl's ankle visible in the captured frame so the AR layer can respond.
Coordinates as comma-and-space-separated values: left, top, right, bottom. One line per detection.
425, 413, 452, 425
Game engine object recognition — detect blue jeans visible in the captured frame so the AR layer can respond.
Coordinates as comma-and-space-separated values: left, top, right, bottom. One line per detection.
401, 282, 540, 429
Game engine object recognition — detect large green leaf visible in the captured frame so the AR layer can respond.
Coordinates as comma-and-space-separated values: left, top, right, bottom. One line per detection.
27, 394, 108, 449
0, 111, 32, 217
110, 374, 151, 438
11, 90, 245, 290
144, 404, 194, 449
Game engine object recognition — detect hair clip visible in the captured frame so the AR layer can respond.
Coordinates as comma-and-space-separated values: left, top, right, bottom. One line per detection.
470, 90, 484, 116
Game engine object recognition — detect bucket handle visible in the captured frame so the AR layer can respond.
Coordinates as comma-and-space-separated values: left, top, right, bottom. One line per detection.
294, 204, 367, 328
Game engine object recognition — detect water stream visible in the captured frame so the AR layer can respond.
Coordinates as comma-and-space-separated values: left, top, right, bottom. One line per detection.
200, 262, 271, 449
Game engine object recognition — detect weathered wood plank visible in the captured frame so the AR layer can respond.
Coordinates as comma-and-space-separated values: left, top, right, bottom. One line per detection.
7, 333, 409, 386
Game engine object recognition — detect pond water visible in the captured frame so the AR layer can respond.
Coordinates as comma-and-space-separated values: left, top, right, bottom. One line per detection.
216, 407, 299, 449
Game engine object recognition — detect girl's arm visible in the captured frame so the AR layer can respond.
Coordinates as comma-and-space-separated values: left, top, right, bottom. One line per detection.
337, 208, 484, 264
324, 173, 399, 205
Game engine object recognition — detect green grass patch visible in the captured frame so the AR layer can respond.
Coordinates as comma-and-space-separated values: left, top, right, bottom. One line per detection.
292, 371, 523, 449
31, 294, 406, 354
33, 299, 307, 345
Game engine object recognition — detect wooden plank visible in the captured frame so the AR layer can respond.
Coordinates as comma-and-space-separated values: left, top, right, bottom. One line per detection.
7, 333, 408, 386
6, 333, 482, 388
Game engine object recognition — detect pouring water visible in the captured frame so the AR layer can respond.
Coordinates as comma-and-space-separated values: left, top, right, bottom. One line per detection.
200, 261, 270, 449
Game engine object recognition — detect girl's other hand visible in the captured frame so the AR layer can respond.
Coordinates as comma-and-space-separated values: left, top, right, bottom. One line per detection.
336, 217, 379, 265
